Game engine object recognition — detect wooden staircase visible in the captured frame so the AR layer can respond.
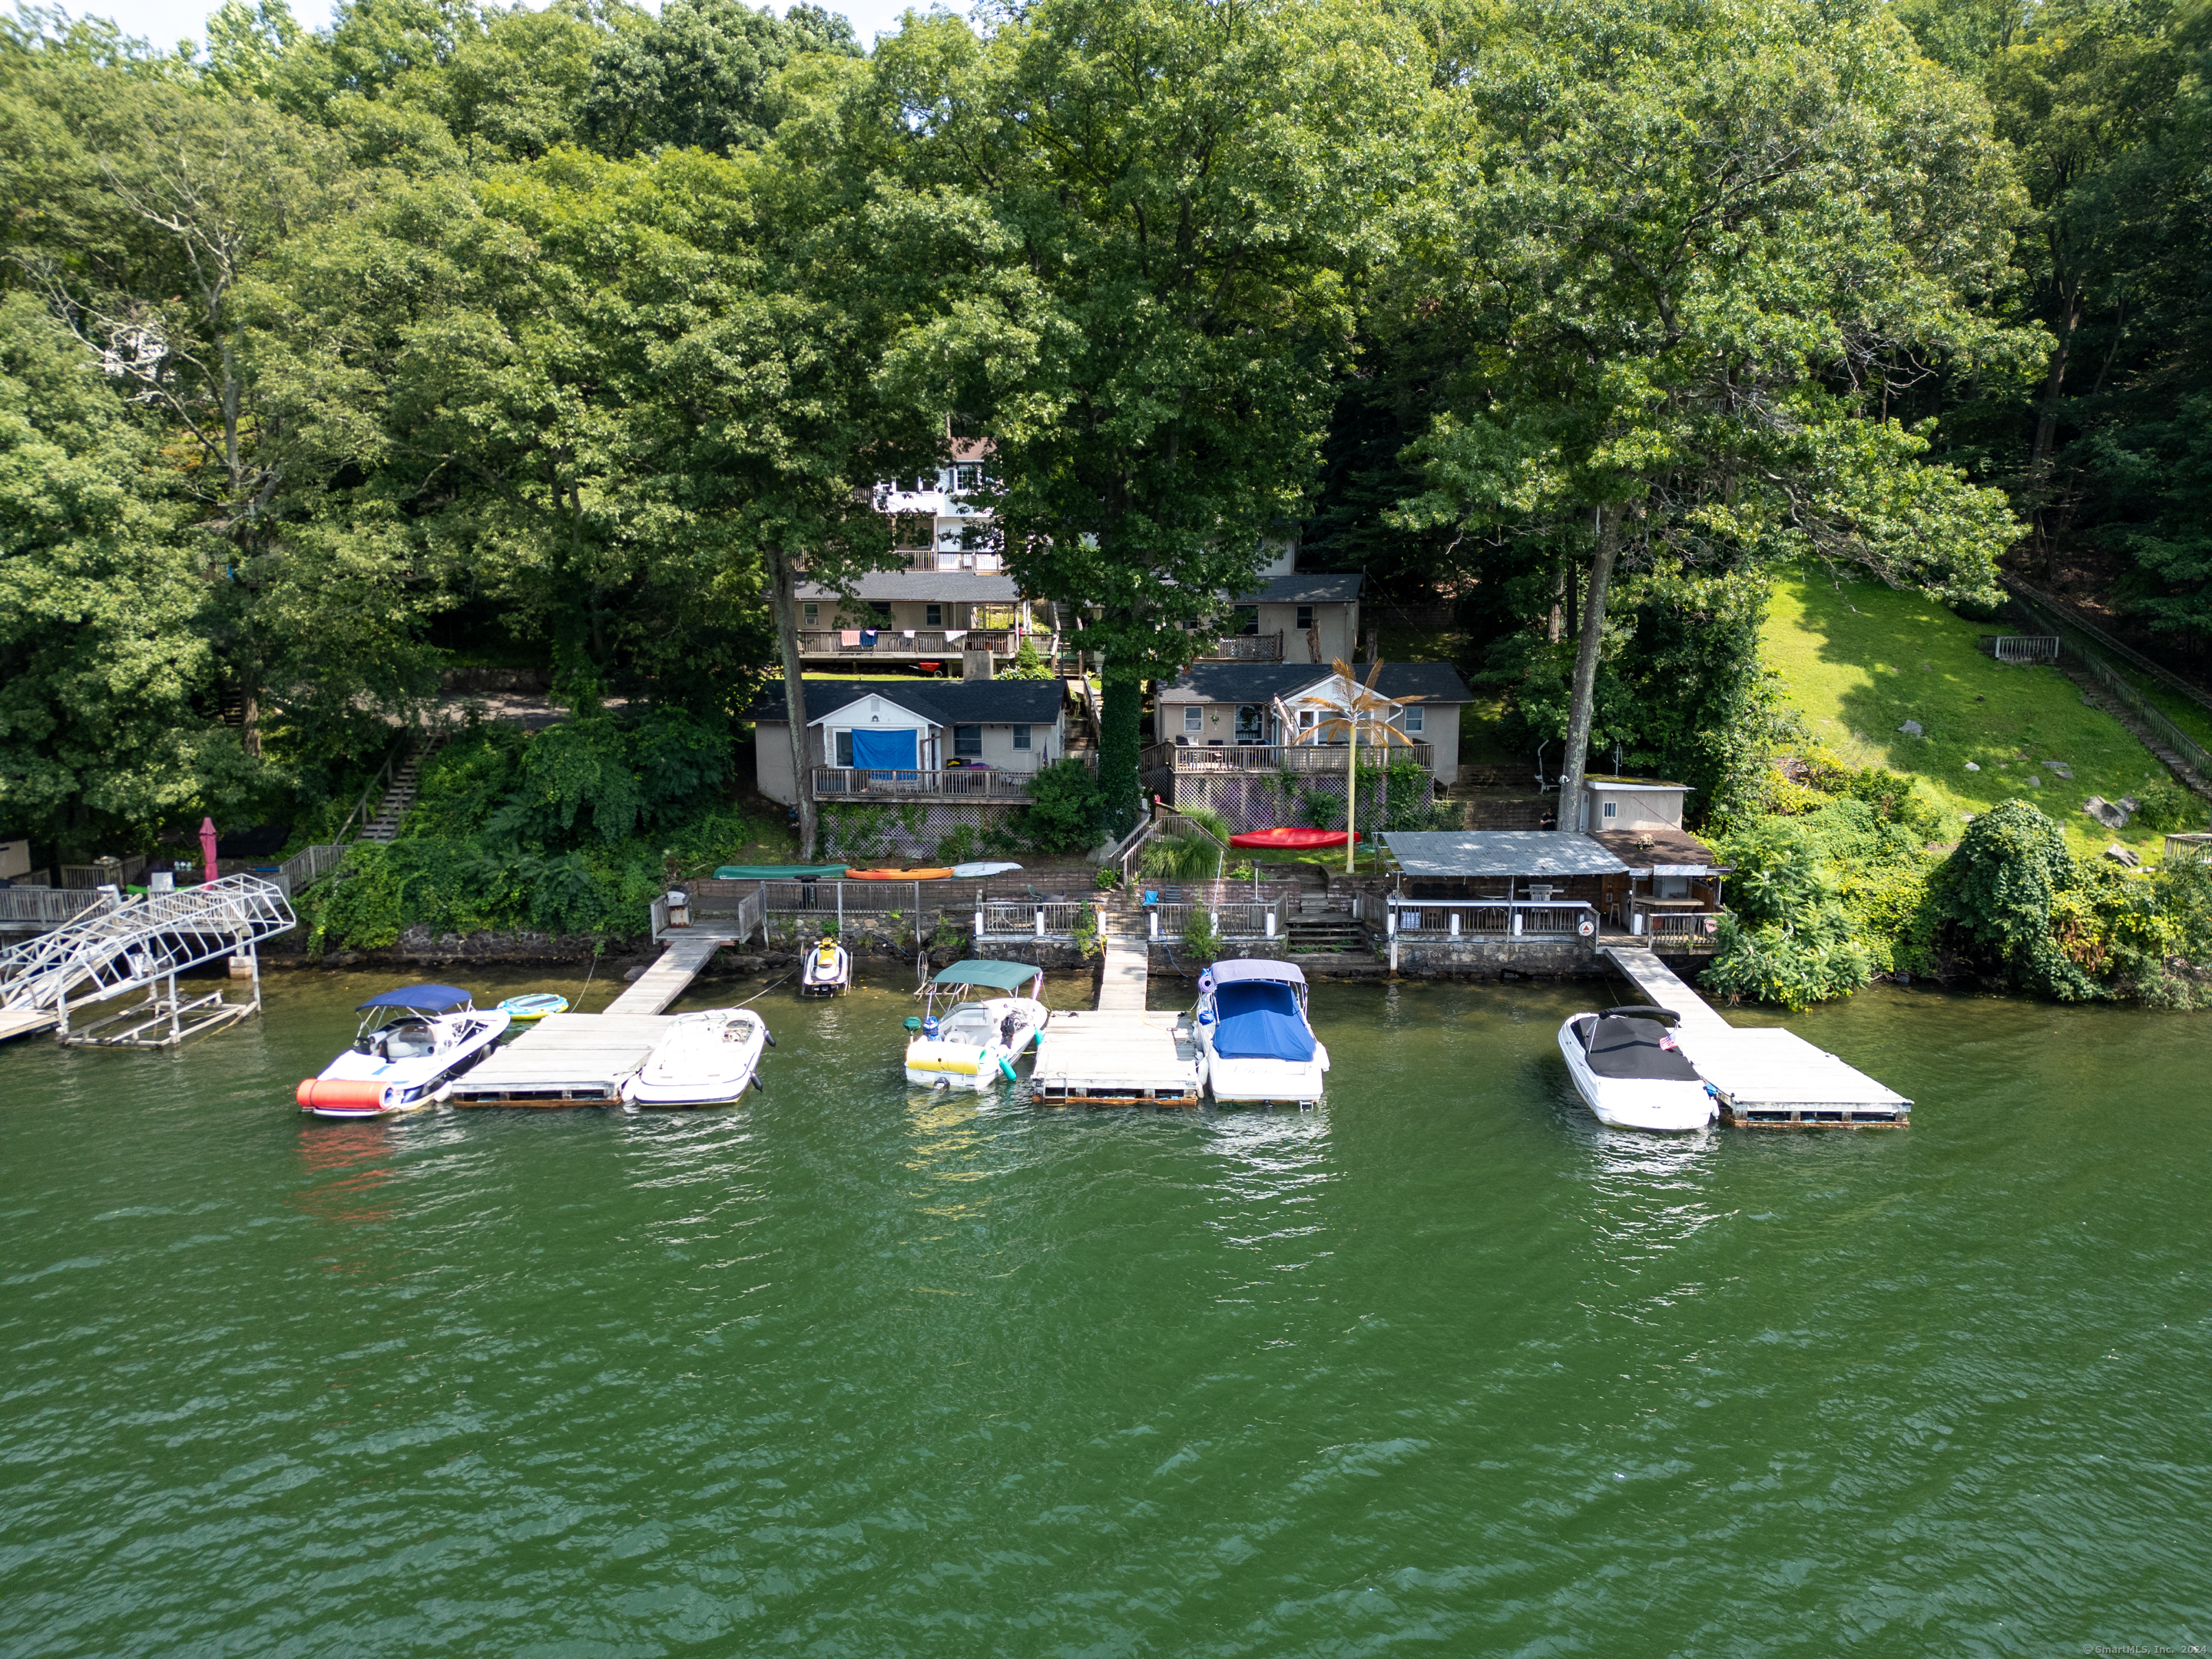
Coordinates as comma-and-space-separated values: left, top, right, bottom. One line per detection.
360, 734, 445, 843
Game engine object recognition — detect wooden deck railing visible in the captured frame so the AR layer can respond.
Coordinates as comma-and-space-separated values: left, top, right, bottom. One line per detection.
1641, 910, 1724, 950
811, 766, 1041, 801
798, 629, 1016, 657
1141, 740, 1433, 774
1193, 632, 1285, 661
0, 887, 102, 929
1387, 898, 1597, 939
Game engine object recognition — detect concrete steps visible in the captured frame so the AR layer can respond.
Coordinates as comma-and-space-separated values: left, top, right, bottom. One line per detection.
360, 734, 447, 843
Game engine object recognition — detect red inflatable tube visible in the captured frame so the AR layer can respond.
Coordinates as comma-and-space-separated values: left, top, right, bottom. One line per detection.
1226, 828, 1363, 850
296, 1078, 391, 1114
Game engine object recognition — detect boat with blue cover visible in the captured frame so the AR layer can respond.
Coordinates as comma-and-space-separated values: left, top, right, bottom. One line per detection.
1194, 959, 1330, 1107
295, 985, 511, 1118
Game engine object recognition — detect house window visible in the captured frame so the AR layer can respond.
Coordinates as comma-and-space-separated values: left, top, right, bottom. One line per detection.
835, 730, 853, 767
1602, 800, 1617, 820
1182, 705, 1204, 736
1298, 710, 1317, 732
1012, 724, 1031, 750
803, 603, 819, 627
925, 604, 943, 628
1231, 606, 1260, 637
1235, 705, 1265, 744
954, 725, 983, 757
1296, 604, 1315, 631
1402, 706, 1424, 734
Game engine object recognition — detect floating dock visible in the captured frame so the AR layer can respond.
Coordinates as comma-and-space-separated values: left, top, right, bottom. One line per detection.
1031, 1008, 1202, 1106
1598, 945, 1911, 1128
447, 1012, 674, 1107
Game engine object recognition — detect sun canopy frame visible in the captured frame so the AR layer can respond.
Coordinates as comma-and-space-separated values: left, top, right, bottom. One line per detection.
1208, 959, 1307, 986
356, 984, 474, 1013
931, 959, 1045, 992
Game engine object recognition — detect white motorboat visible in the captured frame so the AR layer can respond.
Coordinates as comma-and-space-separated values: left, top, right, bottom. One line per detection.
1194, 959, 1330, 1106
799, 938, 852, 997
903, 959, 1046, 1090
622, 1008, 773, 1108
1558, 1006, 1718, 1131
296, 985, 511, 1118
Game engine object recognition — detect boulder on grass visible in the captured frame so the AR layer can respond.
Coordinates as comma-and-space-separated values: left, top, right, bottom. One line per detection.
2083, 796, 2131, 830
2104, 843, 2143, 869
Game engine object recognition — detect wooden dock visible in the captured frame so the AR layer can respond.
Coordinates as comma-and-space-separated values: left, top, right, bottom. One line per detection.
1598, 945, 1911, 1128
447, 1012, 674, 1107
603, 935, 724, 1016
1032, 1009, 1202, 1106
1096, 935, 1148, 1012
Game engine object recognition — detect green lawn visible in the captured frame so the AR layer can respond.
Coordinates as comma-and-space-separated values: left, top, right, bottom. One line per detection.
1763, 571, 2186, 859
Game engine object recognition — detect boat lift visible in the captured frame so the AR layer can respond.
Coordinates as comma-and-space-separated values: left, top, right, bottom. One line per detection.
0, 876, 296, 1048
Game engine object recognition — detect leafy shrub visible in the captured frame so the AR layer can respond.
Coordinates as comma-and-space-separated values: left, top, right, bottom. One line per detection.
1933, 800, 2104, 1000
1702, 816, 1873, 1008
1018, 759, 1103, 854
2134, 781, 2206, 833
1180, 906, 1221, 962
999, 637, 1052, 679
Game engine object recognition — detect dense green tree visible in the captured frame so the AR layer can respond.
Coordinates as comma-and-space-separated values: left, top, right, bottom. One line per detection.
1395, 0, 2032, 829
871, 0, 1439, 834
0, 292, 260, 846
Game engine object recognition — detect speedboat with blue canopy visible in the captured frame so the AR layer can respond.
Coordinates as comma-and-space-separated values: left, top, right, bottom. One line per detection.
1194, 959, 1330, 1106
903, 959, 1046, 1089
295, 984, 511, 1119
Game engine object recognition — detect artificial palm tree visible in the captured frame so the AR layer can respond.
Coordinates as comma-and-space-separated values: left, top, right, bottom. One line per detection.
1303, 659, 1421, 872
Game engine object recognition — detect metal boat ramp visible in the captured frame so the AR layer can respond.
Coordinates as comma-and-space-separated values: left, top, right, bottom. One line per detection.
1598, 945, 1911, 1128
447, 1012, 675, 1107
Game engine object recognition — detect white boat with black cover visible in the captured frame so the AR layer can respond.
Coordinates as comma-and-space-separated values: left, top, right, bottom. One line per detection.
1194, 959, 1330, 1107
1558, 1005, 1718, 1131
800, 938, 851, 997
296, 984, 511, 1118
903, 959, 1046, 1089
622, 1008, 773, 1107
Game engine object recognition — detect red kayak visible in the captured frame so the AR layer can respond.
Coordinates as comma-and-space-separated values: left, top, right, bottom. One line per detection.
1227, 828, 1363, 850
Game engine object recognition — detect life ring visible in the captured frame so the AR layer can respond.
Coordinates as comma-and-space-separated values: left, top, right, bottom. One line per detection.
1703, 916, 1720, 935
1577, 918, 1595, 939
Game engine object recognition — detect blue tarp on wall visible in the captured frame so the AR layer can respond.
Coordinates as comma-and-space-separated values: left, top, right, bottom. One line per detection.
1211, 982, 1316, 1061
850, 727, 919, 770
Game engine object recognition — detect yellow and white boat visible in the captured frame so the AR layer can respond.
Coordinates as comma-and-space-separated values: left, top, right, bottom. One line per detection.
902, 960, 1045, 1091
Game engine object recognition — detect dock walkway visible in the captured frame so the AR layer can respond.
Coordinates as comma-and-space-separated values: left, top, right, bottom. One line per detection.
1095, 935, 1148, 1012
603, 935, 724, 1016
1598, 945, 1910, 1127
449, 1012, 674, 1106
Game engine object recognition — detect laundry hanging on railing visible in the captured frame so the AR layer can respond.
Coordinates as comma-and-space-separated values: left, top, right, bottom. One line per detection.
942, 629, 966, 644
901, 630, 916, 641
839, 630, 861, 647
859, 628, 879, 647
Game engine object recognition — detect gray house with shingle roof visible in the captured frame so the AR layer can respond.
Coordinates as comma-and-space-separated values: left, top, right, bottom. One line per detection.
1152, 661, 1472, 782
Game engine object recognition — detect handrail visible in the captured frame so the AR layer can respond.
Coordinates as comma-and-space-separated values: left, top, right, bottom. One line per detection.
2011, 588, 2212, 781
2004, 575, 2212, 717
333, 737, 406, 844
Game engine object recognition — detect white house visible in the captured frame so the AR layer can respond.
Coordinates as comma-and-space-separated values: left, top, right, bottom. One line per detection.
1577, 776, 1692, 833
1150, 661, 1473, 783
750, 679, 1069, 806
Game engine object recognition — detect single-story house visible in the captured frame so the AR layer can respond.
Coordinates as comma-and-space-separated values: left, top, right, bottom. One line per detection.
751, 679, 1068, 806
1151, 661, 1473, 783
1217, 571, 1364, 664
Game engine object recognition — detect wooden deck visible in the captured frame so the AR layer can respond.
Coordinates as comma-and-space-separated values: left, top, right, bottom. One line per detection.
1032, 1009, 1202, 1106
448, 1012, 675, 1107
1598, 944, 1910, 1127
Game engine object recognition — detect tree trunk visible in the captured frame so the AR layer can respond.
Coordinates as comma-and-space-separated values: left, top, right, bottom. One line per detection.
1097, 662, 1145, 841
2030, 273, 2081, 577
767, 549, 817, 859
1555, 505, 1621, 836
1546, 558, 1565, 646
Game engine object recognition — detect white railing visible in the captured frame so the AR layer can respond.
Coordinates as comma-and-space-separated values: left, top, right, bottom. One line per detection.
979, 900, 1088, 938
0, 887, 101, 929
1386, 897, 1597, 939
1988, 634, 2061, 664
811, 766, 1044, 801
1144, 901, 1283, 941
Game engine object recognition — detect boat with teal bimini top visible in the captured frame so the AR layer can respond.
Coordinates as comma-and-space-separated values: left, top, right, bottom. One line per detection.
496, 992, 570, 1022
903, 959, 1046, 1090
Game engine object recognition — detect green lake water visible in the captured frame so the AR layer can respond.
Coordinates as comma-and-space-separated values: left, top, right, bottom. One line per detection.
3, 965, 2207, 1656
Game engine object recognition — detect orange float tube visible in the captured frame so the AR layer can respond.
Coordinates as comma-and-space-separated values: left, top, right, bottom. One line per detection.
296, 1078, 391, 1113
